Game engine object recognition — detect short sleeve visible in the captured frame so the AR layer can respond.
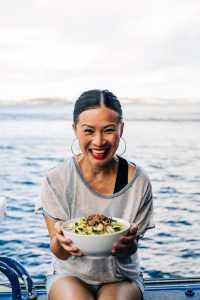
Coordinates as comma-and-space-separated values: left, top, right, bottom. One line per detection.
134, 179, 155, 237
35, 176, 69, 221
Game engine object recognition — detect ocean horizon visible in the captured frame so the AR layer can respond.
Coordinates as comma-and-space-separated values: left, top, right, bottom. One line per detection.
0, 96, 199, 106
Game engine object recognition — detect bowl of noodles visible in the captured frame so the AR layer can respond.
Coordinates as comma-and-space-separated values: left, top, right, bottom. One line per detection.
61, 214, 130, 258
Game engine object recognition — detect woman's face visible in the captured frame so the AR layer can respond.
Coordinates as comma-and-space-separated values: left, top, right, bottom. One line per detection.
73, 106, 124, 167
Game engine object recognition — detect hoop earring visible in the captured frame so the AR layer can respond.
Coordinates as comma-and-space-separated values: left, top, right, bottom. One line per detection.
116, 137, 126, 156
71, 138, 81, 156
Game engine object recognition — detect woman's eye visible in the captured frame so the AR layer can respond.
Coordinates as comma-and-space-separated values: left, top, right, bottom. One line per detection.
105, 128, 115, 133
84, 129, 93, 134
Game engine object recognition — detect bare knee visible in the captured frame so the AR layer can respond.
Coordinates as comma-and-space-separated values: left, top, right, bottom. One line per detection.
97, 281, 142, 300
49, 276, 95, 300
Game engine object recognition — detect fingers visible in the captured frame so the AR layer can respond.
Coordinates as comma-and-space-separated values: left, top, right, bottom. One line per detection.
61, 243, 83, 257
111, 241, 127, 255
54, 221, 63, 233
111, 236, 132, 255
112, 237, 133, 250
58, 234, 83, 256
111, 224, 138, 257
56, 231, 72, 244
112, 239, 138, 257
54, 221, 83, 257
129, 223, 138, 235
112, 222, 138, 246
119, 235, 134, 243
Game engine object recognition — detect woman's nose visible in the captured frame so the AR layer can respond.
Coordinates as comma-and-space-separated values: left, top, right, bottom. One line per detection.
92, 133, 106, 146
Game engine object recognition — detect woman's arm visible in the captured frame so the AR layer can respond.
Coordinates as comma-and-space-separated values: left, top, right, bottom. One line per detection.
44, 214, 83, 260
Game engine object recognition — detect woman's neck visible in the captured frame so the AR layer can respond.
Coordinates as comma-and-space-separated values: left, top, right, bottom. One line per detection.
77, 155, 118, 180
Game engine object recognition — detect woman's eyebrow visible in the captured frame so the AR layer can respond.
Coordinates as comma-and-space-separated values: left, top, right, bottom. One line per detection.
81, 124, 117, 128
104, 124, 117, 128
82, 124, 94, 128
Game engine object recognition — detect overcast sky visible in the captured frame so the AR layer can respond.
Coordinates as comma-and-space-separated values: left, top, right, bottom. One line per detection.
0, 0, 200, 101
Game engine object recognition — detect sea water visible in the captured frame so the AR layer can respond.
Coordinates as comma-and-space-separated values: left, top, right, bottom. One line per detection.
0, 102, 199, 282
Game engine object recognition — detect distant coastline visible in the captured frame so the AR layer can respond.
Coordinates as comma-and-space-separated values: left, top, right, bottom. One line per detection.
0, 97, 198, 105
0, 97, 73, 106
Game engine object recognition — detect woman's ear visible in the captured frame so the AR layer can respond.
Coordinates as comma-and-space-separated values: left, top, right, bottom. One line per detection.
72, 123, 77, 137
120, 122, 124, 137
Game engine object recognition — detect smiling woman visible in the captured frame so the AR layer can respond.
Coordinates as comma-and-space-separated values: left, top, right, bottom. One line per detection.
36, 89, 154, 300
73, 106, 123, 172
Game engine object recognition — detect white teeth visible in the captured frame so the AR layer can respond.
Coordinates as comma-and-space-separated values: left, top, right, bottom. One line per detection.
92, 149, 107, 154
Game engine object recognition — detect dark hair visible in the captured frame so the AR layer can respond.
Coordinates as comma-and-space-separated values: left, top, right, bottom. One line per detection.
73, 89, 123, 124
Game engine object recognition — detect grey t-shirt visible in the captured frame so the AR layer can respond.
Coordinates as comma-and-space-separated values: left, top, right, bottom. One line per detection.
36, 156, 154, 290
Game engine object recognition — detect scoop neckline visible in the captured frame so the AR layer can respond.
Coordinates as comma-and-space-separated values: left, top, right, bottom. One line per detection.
72, 156, 139, 199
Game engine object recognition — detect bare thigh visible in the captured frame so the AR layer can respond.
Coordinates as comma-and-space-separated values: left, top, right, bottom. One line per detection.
97, 281, 142, 300
48, 276, 95, 300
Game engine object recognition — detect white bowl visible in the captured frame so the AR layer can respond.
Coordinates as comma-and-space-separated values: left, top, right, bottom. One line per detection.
61, 217, 130, 258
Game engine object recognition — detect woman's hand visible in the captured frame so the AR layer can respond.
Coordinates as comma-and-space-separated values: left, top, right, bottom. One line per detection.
112, 223, 138, 258
55, 222, 83, 257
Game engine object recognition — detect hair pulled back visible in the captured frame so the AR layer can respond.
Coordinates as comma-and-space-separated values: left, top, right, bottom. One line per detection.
73, 89, 123, 125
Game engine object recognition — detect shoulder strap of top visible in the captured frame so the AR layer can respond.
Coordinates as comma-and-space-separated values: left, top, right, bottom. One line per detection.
113, 156, 128, 193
